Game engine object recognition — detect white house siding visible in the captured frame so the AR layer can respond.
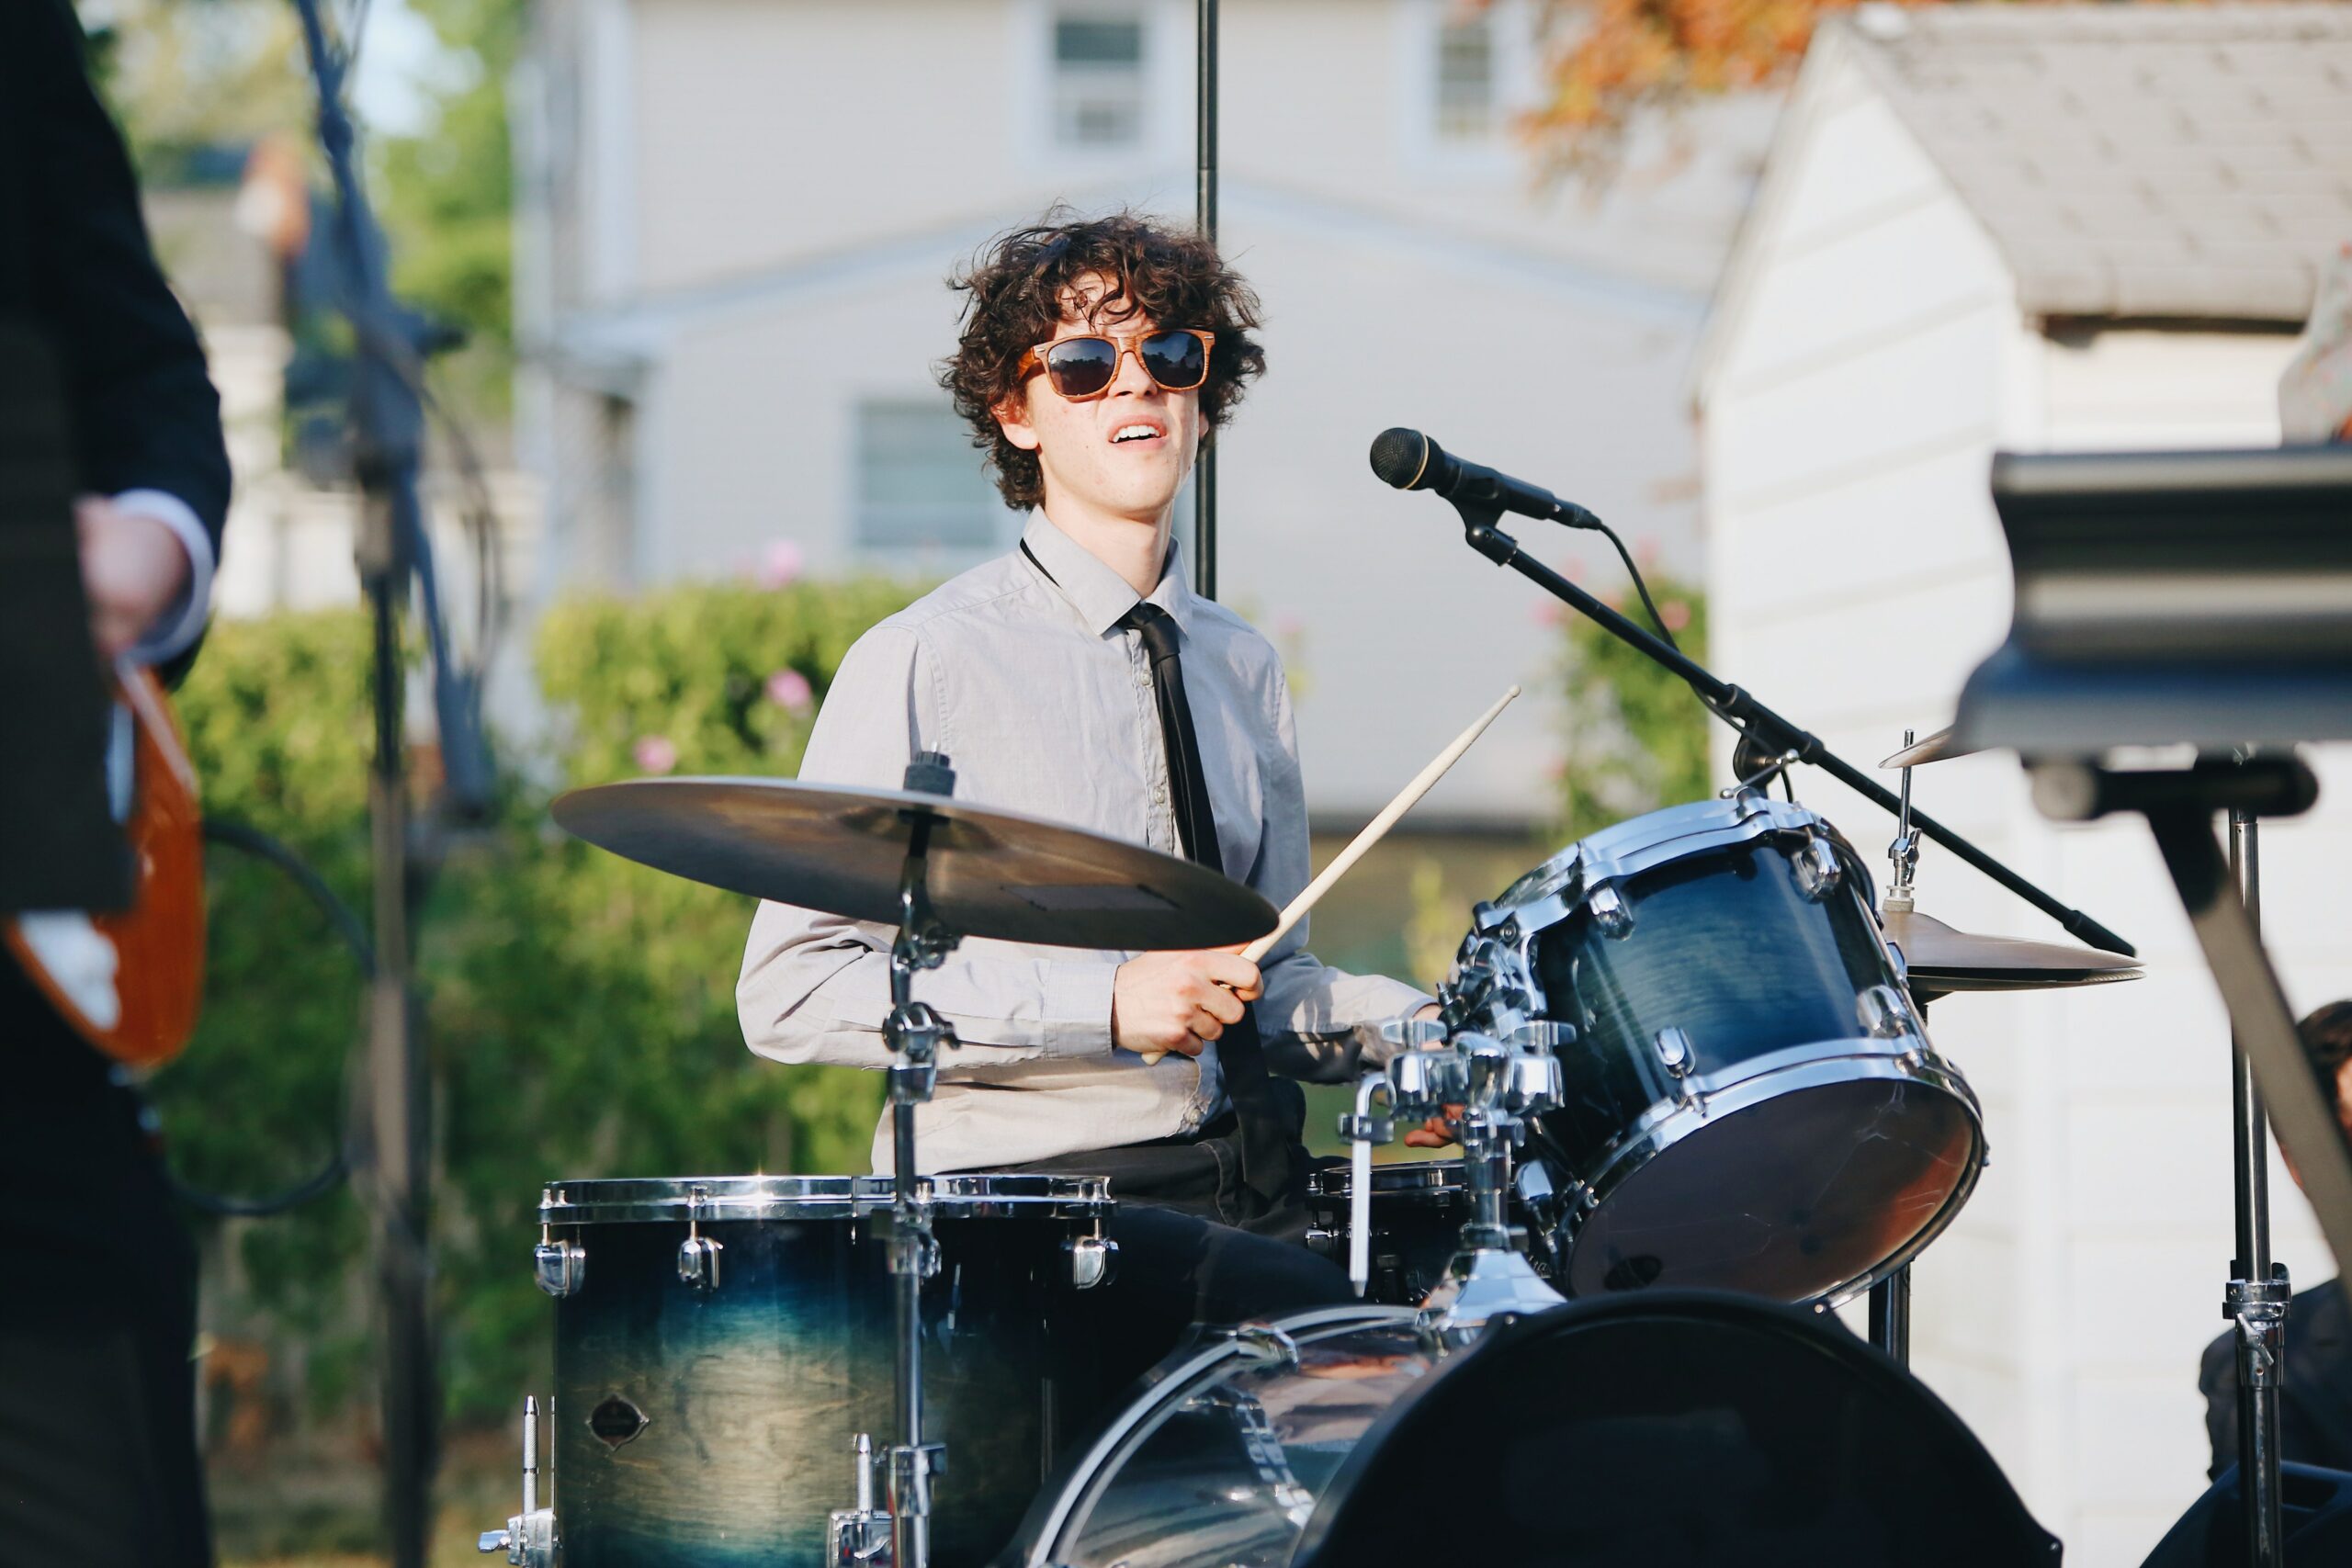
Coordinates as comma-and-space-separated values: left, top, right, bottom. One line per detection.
1702, 31, 2330, 1566
522, 0, 1779, 824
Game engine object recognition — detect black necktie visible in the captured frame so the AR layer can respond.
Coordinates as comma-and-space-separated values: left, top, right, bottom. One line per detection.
1116, 602, 1300, 1206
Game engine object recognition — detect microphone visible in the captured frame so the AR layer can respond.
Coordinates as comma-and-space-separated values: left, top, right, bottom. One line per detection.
1368, 428, 1601, 530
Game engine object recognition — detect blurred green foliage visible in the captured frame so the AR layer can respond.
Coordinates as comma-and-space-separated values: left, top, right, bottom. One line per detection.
155, 576, 918, 1424
1554, 574, 1711, 841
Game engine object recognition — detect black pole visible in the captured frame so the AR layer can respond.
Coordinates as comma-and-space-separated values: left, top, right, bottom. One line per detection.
287, 5, 442, 1562
1455, 513, 2136, 957
2229, 807, 2287, 1568
1193, 0, 1218, 600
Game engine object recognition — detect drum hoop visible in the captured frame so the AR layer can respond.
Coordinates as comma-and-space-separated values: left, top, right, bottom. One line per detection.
1019, 1305, 1419, 1568
538, 1171, 1114, 1224
1491, 795, 1827, 926
1307, 1160, 1466, 1201
1554, 1044, 1986, 1306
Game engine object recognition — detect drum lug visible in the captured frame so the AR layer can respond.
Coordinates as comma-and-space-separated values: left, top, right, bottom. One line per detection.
1064, 1229, 1119, 1291
677, 1187, 723, 1291
1654, 1026, 1693, 1077
1587, 883, 1634, 939
1857, 984, 1916, 1041
677, 1231, 723, 1291
1795, 834, 1842, 900
1376, 1014, 1447, 1052
534, 1226, 585, 1298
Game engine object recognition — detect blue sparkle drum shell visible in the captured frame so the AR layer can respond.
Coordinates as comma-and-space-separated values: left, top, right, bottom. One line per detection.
1481, 798, 1985, 1304
537, 1174, 1113, 1568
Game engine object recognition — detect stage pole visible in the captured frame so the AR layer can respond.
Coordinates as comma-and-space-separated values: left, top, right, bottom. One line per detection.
1193, 0, 1218, 601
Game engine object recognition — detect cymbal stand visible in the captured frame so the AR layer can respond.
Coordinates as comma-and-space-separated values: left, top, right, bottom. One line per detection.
1870, 734, 1925, 1366
836, 755, 962, 1568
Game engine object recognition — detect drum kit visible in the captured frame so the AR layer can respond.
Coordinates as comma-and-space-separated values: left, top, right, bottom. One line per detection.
465, 704, 2143, 1568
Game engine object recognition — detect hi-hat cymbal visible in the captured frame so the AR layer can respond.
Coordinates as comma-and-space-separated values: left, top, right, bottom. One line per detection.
552, 776, 1278, 951
1883, 905, 2143, 999
1881, 726, 1987, 770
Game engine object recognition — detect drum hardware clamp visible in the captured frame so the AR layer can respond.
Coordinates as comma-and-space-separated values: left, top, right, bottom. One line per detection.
1062, 1214, 1118, 1290
477, 1395, 556, 1565
827, 1433, 894, 1568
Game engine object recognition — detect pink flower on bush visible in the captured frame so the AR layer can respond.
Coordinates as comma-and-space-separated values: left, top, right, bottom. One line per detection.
633, 735, 679, 774
1659, 599, 1691, 632
1531, 601, 1565, 628
765, 668, 814, 713
756, 539, 804, 590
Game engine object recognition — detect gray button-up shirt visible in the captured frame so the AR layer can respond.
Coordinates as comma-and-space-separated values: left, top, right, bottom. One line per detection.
738, 513, 1431, 1174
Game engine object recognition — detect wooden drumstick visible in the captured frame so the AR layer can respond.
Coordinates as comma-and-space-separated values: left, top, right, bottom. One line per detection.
1138, 683, 1521, 1066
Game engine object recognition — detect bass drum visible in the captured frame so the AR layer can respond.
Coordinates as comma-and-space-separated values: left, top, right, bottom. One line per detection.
1006, 1292, 2058, 1568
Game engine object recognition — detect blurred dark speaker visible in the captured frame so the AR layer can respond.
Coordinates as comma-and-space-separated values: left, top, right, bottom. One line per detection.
2139, 1462, 2352, 1567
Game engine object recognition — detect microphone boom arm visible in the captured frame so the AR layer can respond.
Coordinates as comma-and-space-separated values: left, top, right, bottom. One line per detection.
1455, 510, 2136, 958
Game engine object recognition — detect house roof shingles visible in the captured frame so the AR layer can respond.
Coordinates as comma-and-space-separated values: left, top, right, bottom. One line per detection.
1838, 3, 2352, 322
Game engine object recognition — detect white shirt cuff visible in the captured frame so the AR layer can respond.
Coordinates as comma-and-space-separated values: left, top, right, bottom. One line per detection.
109, 490, 216, 665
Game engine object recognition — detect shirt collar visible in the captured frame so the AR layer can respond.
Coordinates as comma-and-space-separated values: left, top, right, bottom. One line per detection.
1020, 510, 1196, 639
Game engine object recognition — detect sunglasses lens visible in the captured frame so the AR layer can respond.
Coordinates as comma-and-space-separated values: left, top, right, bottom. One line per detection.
1141, 331, 1207, 390
1045, 337, 1119, 398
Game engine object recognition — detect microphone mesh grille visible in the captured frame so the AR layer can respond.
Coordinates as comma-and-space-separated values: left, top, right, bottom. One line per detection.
1368, 428, 1430, 491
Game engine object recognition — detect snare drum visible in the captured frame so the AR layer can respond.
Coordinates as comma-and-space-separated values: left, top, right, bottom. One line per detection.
1462, 795, 1984, 1304
1306, 1160, 1523, 1305
534, 1174, 1113, 1568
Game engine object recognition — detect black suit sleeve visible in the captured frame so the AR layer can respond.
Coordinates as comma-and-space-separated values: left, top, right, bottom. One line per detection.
9, 0, 230, 558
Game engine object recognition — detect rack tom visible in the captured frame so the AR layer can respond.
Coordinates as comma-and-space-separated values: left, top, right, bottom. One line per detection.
1460, 795, 1984, 1305
532, 1173, 1114, 1568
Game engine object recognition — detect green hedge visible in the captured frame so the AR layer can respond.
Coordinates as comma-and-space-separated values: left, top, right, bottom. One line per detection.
155, 576, 921, 1424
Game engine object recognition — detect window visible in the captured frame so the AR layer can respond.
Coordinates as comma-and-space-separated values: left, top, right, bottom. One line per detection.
1053, 13, 1146, 148
854, 400, 1012, 553
1434, 13, 1497, 141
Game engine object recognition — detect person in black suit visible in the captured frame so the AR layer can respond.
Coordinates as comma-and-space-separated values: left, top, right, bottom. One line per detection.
0, 4, 232, 1566
2200, 1002, 2352, 1479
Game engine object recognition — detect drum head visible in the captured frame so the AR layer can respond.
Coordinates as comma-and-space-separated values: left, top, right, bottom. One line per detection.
1298, 1292, 2058, 1568
1566, 1076, 1980, 1303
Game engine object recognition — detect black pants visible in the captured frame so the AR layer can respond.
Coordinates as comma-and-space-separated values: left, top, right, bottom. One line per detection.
0, 970, 210, 1568
978, 1114, 1356, 1403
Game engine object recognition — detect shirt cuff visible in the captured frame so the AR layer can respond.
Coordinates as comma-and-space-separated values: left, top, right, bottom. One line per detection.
1036, 957, 1122, 1059
110, 490, 215, 665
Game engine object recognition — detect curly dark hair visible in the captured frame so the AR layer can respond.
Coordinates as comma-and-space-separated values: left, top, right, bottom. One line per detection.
2301, 1000, 2352, 1119
940, 209, 1266, 512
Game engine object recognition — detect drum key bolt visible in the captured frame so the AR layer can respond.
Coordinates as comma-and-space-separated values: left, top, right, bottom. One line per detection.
1795, 834, 1843, 900
1587, 884, 1634, 939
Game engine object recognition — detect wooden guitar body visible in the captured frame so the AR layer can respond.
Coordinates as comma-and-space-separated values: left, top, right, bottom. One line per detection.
5, 665, 206, 1066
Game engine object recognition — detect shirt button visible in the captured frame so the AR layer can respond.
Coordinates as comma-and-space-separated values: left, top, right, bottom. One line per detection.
1135, 671, 1151, 690
1151, 784, 1168, 804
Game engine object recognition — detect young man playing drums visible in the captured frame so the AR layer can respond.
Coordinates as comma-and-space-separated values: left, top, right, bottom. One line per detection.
738, 211, 1439, 1352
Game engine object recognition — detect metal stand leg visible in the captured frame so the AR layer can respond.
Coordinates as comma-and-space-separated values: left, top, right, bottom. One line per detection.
1869, 1264, 1912, 1366
2226, 807, 2290, 1568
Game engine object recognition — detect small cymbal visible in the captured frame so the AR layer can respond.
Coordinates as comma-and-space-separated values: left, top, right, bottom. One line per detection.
1881, 726, 1986, 770
552, 776, 1278, 951
1883, 905, 2143, 998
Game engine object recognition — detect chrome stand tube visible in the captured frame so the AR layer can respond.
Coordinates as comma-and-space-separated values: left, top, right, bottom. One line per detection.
2227, 806, 2288, 1568
1868, 1265, 1911, 1365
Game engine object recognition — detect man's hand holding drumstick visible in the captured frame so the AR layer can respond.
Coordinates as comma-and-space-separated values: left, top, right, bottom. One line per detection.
1113, 685, 1520, 1074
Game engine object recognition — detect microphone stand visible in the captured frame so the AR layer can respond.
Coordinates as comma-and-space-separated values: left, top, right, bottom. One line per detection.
1446, 506, 2136, 959
287, 6, 498, 1562
1192, 0, 1219, 600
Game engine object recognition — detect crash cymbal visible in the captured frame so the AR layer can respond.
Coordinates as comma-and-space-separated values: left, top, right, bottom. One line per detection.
552, 776, 1278, 951
1883, 905, 2143, 998
1881, 726, 1987, 770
